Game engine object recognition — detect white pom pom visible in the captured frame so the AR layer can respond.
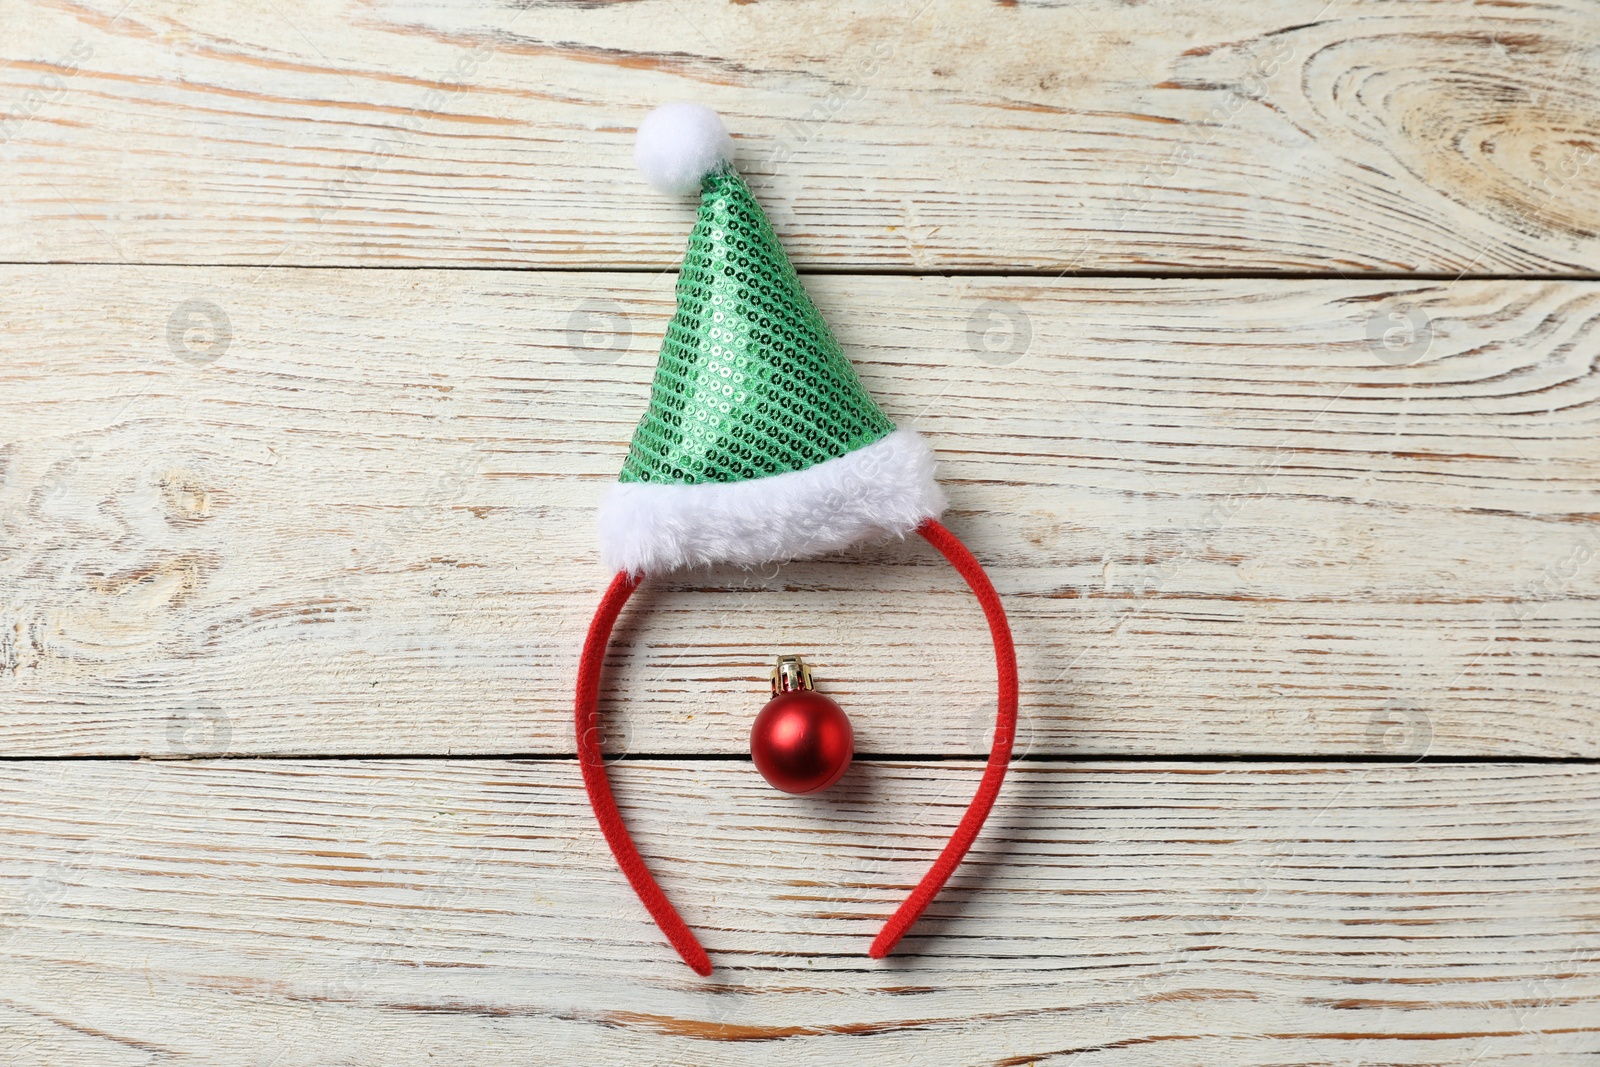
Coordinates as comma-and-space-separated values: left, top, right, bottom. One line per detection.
634, 103, 734, 196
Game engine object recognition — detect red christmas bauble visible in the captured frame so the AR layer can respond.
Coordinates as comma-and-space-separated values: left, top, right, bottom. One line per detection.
750, 689, 854, 794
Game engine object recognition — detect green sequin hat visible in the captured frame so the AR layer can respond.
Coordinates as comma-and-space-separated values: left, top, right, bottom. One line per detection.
598, 104, 945, 576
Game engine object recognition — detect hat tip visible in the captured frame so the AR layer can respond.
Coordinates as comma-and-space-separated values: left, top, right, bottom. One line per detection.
635, 102, 734, 196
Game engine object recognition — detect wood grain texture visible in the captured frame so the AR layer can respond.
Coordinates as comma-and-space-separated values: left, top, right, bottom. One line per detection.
7, 1, 1599, 1060
3, 266, 1598, 758
1, 759, 1596, 1066
2, 0, 1599, 272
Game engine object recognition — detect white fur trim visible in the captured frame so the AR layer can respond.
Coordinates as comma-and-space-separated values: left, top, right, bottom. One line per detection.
599, 428, 947, 576
634, 103, 734, 196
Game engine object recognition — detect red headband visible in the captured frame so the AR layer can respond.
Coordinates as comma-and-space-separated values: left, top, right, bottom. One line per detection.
574, 518, 1017, 975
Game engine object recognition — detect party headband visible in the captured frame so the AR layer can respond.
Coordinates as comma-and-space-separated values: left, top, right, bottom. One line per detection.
575, 104, 1017, 976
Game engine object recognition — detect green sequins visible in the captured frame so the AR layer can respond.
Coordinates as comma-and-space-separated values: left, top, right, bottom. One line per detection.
618, 168, 894, 485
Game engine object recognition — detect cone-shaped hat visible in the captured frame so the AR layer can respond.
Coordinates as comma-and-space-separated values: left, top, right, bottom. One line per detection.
599, 105, 944, 575
619, 167, 894, 485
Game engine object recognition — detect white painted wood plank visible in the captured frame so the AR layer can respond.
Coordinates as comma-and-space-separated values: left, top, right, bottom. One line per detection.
4, 266, 1597, 757
0, 759, 1595, 1065
1, 0, 1597, 272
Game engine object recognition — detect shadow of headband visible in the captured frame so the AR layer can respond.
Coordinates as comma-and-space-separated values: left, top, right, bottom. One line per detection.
575, 104, 1018, 976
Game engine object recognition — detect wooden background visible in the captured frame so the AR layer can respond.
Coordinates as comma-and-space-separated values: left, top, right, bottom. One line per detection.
2, 0, 1598, 1063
